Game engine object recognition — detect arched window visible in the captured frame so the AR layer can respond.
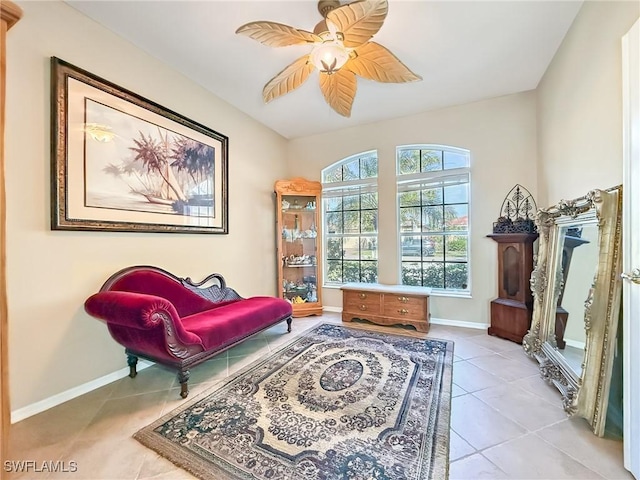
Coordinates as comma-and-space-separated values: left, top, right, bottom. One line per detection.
322, 151, 378, 285
396, 145, 471, 294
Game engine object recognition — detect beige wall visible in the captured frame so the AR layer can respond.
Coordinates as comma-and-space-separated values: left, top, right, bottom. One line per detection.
287, 92, 538, 325
537, 1, 640, 207
6, 1, 288, 411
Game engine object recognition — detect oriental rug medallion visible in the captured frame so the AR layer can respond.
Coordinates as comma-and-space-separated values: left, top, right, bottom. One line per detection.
134, 323, 453, 480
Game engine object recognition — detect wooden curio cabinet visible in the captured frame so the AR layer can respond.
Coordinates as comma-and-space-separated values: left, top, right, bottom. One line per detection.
487, 233, 539, 343
275, 178, 323, 317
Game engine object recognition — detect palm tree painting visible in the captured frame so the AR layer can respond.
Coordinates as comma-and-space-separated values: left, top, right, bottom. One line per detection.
84, 99, 216, 219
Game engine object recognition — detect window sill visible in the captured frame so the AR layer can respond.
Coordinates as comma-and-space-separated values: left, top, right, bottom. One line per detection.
428, 290, 472, 299
323, 283, 471, 299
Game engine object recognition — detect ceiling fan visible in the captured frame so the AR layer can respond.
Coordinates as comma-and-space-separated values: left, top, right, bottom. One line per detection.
236, 0, 422, 117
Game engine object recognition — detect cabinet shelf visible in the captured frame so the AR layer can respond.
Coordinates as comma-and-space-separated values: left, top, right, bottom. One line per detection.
275, 178, 323, 318
283, 238, 317, 243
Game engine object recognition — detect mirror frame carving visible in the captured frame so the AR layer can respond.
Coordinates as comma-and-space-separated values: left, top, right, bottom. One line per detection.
522, 187, 622, 436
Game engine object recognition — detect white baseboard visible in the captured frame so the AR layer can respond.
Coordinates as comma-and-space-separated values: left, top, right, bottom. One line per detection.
11, 360, 154, 423
322, 306, 342, 313
429, 317, 489, 330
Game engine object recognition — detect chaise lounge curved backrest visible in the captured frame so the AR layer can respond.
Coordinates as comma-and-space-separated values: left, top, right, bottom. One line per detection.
85, 265, 293, 398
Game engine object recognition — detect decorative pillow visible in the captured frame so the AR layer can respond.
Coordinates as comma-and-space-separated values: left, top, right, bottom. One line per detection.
180, 282, 242, 303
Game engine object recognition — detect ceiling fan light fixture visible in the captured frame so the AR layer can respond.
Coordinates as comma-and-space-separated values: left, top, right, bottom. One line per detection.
310, 36, 350, 74
236, 0, 421, 117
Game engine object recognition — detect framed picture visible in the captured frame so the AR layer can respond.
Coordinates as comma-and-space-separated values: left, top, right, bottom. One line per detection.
51, 57, 228, 234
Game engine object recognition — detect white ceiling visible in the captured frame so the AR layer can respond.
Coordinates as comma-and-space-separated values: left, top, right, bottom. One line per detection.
66, 0, 583, 139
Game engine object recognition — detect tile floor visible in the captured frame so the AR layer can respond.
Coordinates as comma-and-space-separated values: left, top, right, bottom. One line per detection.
7, 313, 632, 479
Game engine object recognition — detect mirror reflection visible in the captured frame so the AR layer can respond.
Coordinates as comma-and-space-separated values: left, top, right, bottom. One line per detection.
554, 222, 599, 376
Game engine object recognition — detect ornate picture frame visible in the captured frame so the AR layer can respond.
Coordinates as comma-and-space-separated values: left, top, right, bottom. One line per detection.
51, 57, 228, 234
523, 186, 622, 436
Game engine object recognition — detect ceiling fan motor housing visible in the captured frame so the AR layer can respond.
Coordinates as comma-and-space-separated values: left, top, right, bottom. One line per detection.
317, 0, 341, 18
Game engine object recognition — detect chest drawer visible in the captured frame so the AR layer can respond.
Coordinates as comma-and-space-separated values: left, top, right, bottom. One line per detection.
383, 295, 428, 320
343, 290, 382, 314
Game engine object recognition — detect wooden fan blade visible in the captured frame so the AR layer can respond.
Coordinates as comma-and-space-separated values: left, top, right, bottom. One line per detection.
319, 69, 357, 117
236, 21, 321, 47
263, 55, 315, 104
326, 0, 388, 48
346, 42, 422, 83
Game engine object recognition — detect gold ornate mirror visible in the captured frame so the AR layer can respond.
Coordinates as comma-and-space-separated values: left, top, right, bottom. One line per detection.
523, 187, 622, 436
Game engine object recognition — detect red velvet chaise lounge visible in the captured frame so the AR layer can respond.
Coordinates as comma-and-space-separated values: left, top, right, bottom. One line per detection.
84, 265, 293, 398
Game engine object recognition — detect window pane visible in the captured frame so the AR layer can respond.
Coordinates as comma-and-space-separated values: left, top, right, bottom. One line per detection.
398, 149, 419, 174
427, 235, 443, 260
401, 262, 421, 286
421, 150, 443, 172
361, 192, 377, 209
326, 260, 342, 283
343, 261, 361, 282
360, 237, 377, 259
400, 207, 421, 232
323, 167, 342, 183
326, 212, 343, 234
444, 183, 468, 204
445, 235, 468, 261
423, 262, 445, 288
361, 261, 378, 283
343, 237, 360, 259
344, 211, 360, 233
361, 211, 377, 233
343, 194, 360, 210
399, 191, 420, 207
422, 187, 443, 205
401, 235, 422, 259
343, 160, 360, 181
444, 151, 469, 169
445, 263, 468, 289
422, 206, 444, 231
360, 156, 378, 179
422, 236, 436, 257
325, 197, 343, 212
444, 205, 468, 231
326, 237, 343, 259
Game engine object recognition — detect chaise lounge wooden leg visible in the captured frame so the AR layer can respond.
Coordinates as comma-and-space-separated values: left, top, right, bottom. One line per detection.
127, 354, 138, 378
287, 317, 292, 333
178, 370, 190, 398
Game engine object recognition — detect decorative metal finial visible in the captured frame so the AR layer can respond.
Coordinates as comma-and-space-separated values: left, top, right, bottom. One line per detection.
493, 184, 538, 234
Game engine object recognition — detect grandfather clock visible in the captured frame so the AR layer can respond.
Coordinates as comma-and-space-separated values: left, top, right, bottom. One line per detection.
487, 233, 538, 343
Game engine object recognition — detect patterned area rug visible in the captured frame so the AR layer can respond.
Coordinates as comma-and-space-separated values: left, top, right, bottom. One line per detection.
134, 323, 454, 480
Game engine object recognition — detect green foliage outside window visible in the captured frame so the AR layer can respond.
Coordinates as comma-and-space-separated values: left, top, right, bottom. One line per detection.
402, 262, 468, 290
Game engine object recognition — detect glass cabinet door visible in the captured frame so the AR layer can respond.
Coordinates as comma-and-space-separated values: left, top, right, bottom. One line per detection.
275, 178, 323, 317
281, 195, 318, 302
